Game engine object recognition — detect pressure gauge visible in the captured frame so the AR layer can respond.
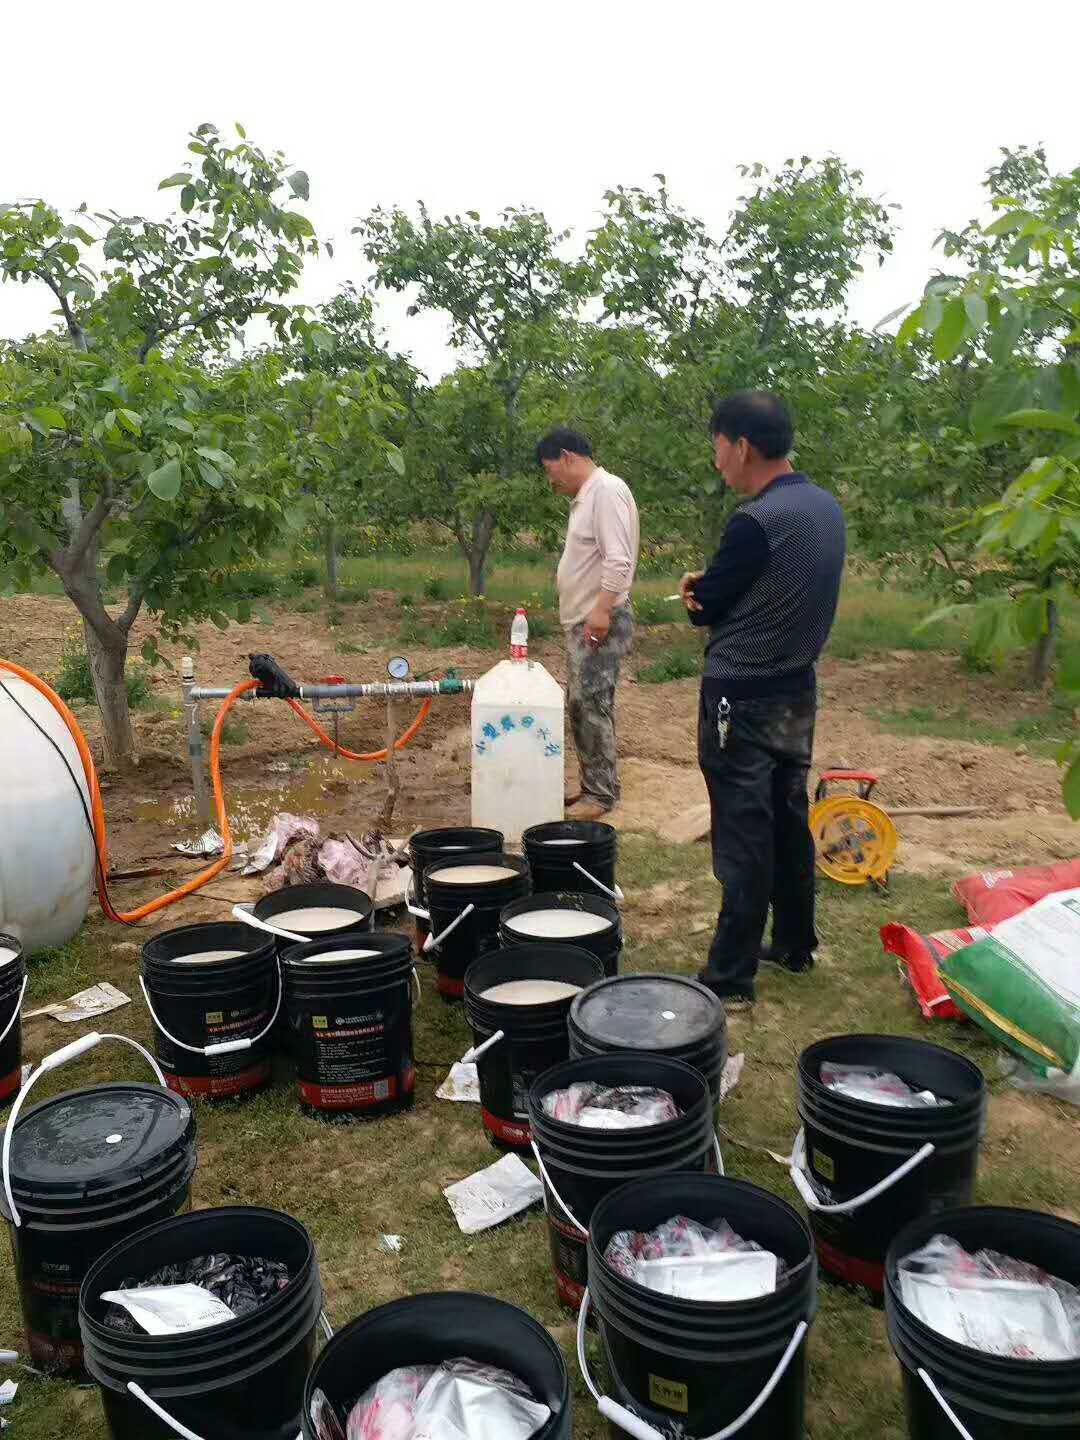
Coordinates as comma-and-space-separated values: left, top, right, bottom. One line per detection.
387, 656, 411, 681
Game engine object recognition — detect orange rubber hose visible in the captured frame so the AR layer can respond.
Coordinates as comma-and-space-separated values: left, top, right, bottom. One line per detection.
286, 694, 432, 761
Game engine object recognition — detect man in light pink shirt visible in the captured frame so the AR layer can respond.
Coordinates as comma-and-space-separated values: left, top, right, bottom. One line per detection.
537, 428, 639, 819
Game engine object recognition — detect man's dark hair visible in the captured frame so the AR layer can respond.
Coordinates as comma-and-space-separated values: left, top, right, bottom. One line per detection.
709, 391, 793, 460
535, 427, 593, 463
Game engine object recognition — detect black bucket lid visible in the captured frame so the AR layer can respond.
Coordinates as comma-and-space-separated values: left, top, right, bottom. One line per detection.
7, 1083, 195, 1204
570, 974, 723, 1053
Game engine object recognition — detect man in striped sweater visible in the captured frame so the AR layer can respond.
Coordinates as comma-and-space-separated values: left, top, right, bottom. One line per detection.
680, 392, 845, 1007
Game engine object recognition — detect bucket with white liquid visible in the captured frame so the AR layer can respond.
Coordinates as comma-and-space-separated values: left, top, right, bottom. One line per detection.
423, 856, 531, 1001
500, 893, 622, 977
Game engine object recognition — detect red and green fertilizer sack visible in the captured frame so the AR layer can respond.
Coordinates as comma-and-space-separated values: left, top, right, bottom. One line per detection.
883, 859, 1080, 1035
937, 888, 1080, 1078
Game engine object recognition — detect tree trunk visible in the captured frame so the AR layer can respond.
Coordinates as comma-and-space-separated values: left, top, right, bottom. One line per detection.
1032, 596, 1058, 688
324, 519, 339, 602
466, 510, 496, 597
83, 617, 136, 770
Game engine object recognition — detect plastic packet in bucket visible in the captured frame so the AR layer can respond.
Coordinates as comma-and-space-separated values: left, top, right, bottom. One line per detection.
542, 1082, 679, 1129
899, 1234, 1080, 1360
604, 1215, 781, 1301
821, 1062, 942, 1108
346, 1357, 551, 1440
103, 1253, 291, 1332
99, 1283, 235, 1335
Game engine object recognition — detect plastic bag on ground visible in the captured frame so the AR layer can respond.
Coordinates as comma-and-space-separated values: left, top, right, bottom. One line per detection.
940, 887, 1080, 1076
899, 1234, 1080, 1360
99, 1283, 234, 1335
347, 1359, 549, 1440
542, 1083, 680, 1129
821, 1062, 941, 1108
953, 859, 1080, 927
443, 1154, 543, 1234
604, 1214, 782, 1300
242, 813, 320, 875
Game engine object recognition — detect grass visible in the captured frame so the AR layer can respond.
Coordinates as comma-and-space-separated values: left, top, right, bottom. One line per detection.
51, 628, 153, 710
876, 700, 1073, 757
638, 646, 702, 684
5, 837, 1076, 1440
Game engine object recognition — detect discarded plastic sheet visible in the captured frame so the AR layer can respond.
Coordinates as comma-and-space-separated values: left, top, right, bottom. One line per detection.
443, 1154, 543, 1235
173, 826, 225, 858
23, 981, 130, 1024
100, 1283, 235, 1335
311, 1388, 346, 1440
103, 1253, 290, 1333
821, 1062, 941, 1108
719, 1051, 745, 1101
347, 1358, 549, 1440
542, 1082, 679, 1129
899, 1234, 1080, 1360
436, 1062, 480, 1104
241, 813, 320, 875
377, 1235, 404, 1255
1002, 1052, 1080, 1108
0, 1381, 15, 1405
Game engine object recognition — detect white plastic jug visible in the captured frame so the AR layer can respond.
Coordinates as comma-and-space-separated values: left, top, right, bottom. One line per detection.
471, 660, 564, 844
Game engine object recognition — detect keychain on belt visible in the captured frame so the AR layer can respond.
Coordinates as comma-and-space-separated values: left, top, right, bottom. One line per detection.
717, 697, 731, 750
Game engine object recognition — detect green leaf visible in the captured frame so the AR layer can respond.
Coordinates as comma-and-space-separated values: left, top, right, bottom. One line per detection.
963, 294, 988, 333
166, 416, 194, 434
1058, 646, 1080, 693
116, 408, 142, 434
180, 186, 196, 214
1001, 409, 1080, 437
934, 299, 969, 361
235, 122, 247, 139
147, 458, 182, 501
288, 170, 310, 201
914, 602, 970, 634
984, 210, 1030, 237
30, 406, 66, 430
386, 448, 405, 476
896, 308, 923, 346
197, 460, 223, 489
195, 446, 236, 470
1063, 754, 1080, 820
106, 553, 128, 584
1014, 592, 1048, 644
158, 172, 190, 189
990, 306, 1025, 365
1009, 507, 1051, 550
283, 506, 308, 534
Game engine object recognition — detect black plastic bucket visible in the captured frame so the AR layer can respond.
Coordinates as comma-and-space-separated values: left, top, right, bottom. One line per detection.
885, 1205, 1080, 1439
568, 973, 728, 1102
80, 1205, 322, 1440
501, 892, 622, 977
254, 883, 374, 949
523, 820, 618, 899
409, 827, 503, 946
586, 1174, 817, 1440
795, 1034, 986, 1295
1, 1080, 196, 1376
0, 933, 26, 1105
463, 944, 604, 1151
424, 854, 531, 1001
301, 1291, 572, 1440
281, 931, 416, 1117
141, 923, 280, 1100
530, 1053, 717, 1312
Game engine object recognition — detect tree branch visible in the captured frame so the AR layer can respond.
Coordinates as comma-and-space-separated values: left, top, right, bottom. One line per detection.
33, 269, 86, 350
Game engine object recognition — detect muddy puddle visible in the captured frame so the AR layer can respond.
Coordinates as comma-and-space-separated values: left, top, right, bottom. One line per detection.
135, 754, 376, 841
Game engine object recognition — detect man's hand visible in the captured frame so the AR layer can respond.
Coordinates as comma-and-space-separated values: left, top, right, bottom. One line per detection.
584, 603, 612, 648
679, 571, 704, 613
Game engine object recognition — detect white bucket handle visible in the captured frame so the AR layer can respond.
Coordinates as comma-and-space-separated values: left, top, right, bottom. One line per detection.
230, 904, 307, 944
532, 1131, 725, 1240
423, 903, 476, 954
577, 1285, 808, 1440
3, 1032, 166, 1229
461, 1029, 504, 1065
918, 1368, 976, 1440
571, 861, 625, 904
411, 967, 422, 1005
0, 1350, 18, 1365
127, 1309, 336, 1440
405, 875, 430, 923
0, 976, 28, 1047
139, 966, 283, 1059
788, 1128, 935, 1215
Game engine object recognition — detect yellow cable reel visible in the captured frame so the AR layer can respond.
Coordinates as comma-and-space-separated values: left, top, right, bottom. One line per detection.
809, 771, 897, 887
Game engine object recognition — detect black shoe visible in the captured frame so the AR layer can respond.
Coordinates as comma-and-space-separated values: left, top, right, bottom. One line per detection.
760, 947, 814, 975
696, 968, 755, 1008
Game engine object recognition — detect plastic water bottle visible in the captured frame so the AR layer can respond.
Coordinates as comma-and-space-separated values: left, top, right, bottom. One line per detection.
510, 607, 528, 662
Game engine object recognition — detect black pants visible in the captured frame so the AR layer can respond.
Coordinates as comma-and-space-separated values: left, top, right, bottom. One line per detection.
698, 688, 818, 996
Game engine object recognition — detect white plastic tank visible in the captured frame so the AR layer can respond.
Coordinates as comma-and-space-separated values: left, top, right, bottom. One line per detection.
0, 675, 94, 951
471, 659, 565, 844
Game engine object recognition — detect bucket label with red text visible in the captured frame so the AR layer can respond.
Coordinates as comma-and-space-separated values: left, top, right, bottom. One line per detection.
293, 982, 413, 1112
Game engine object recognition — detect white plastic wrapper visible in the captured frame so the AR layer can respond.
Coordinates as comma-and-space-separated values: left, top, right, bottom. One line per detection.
241, 813, 320, 875
347, 1359, 549, 1440
0, 1382, 15, 1405
443, 1154, 543, 1235
542, 1083, 679, 1129
436, 1062, 481, 1104
311, 1388, 346, 1440
821, 1062, 941, 1108
899, 1234, 1080, 1360
604, 1214, 781, 1300
25, 981, 130, 1024
99, 1283, 235, 1335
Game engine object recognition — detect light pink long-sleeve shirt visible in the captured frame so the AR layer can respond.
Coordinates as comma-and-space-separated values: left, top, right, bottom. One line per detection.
556, 466, 640, 626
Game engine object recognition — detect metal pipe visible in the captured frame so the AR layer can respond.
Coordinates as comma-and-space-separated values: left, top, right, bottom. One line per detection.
181, 656, 214, 828
189, 679, 473, 701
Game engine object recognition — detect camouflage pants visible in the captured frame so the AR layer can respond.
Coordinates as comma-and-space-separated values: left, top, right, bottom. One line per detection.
566, 606, 634, 808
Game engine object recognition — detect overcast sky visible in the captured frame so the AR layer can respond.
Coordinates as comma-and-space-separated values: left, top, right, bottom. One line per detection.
3, 1, 1077, 379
